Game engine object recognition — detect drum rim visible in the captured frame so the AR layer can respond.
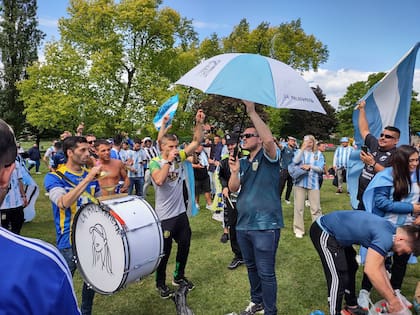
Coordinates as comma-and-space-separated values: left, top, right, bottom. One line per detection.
135, 197, 165, 273
71, 202, 130, 295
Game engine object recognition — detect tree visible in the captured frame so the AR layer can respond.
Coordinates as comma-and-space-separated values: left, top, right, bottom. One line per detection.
0, 0, 44, 135
198, 33, 222, 59
409, 91, 420, 134
220, 18, 328, 72
191, 95, 268, 135
19, 0, 198, 137
270, 19, 328, 72
272, 86, 337, 140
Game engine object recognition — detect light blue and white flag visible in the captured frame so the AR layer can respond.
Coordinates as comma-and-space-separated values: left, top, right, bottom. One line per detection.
352, 42, 420, 147
153, 94, 179, 131
348, 42, 420, 209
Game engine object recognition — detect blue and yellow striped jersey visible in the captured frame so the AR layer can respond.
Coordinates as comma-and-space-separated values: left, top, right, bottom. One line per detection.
44, 165, 100, 249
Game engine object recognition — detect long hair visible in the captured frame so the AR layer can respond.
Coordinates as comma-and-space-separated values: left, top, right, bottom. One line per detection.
302, 134, 318, 152
392, 145, 420, 201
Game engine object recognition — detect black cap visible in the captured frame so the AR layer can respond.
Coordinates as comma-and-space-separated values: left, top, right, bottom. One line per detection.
225, 133, 239, 145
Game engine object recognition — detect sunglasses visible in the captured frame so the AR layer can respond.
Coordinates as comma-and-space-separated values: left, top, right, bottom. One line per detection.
241, 133, 259, 139
380, 133, 395, 139
87, 140, 96, 144
3, 161, 14, 168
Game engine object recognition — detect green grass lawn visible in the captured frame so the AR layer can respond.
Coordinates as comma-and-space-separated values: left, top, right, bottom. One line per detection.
20, 152, 419, 315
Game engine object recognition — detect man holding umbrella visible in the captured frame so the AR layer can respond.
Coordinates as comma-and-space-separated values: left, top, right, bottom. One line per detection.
229, 100, 283, 315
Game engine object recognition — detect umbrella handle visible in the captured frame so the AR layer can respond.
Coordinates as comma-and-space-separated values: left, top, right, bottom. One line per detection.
233, 103, 247, 161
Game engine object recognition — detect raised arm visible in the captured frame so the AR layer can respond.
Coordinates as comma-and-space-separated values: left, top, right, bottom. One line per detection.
157, 114, 172, 150
243, 100, 277, 159
184, 110, 205, 156
358, 100, 370, 141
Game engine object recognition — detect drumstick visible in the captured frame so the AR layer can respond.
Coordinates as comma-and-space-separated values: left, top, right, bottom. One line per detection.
226, 195, 234, 209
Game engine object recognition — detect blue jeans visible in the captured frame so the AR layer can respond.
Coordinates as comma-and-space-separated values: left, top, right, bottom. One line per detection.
129, 176, 144, 196
60, 247, 95, 315
236, 229, 280, 315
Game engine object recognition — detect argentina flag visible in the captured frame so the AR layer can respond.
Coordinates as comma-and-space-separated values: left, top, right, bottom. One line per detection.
352, 42, 420, 146
348, 43, 420, 209
153, 94, 179, 131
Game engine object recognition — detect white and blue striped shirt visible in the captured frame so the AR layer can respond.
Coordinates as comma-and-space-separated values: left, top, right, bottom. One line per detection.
293, 150, 325, 190
333, 145, 354, 169
1, 161, 23, 209
127, 149, 147, 177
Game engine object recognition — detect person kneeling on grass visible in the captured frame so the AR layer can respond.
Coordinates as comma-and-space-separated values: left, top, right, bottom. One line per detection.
310, 210, 420, 315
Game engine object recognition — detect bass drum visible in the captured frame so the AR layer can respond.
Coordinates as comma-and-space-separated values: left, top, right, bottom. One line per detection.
72, 195, 163, 294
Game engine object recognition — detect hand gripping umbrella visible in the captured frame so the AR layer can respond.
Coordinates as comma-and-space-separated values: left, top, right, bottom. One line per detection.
175, 53, 326, 114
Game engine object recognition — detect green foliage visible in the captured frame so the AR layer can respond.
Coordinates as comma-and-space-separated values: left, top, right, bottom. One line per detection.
191, 95, 267, 134
410, 91, 420, 133
0, 0, 44, 134
219, 18, 328, 72
272, 86, 337, 140
198, 33, 223, 59
270, 19, 329, 71
19, 0, 199, 137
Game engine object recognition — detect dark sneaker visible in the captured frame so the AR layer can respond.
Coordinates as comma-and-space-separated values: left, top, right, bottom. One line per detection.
336, 188, 343, 194
172, 277, 195, 291
239, 301, 264, 315
340, 305, 368, 315
220, 233, 229, 243
228, 257, 244, 270
156, 284, 174, 299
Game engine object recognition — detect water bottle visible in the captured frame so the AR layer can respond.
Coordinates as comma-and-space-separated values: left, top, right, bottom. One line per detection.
115, 181, 124, 194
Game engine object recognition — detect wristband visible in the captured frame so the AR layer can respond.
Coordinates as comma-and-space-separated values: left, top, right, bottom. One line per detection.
162, 159, 172, 166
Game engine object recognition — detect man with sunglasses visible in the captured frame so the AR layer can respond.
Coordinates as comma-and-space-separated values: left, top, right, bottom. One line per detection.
356, 99, 400, 211
85, 134, 97, 158
229, 101, 283, 315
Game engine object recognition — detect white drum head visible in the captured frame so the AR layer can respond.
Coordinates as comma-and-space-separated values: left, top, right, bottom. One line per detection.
73, 203, 127, 294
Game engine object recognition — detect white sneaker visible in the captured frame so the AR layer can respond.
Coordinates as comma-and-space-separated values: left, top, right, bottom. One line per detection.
295, 233, 304, 239
285, 200, 291, 205
206, 204, 212, 210
195, 203, 200, 210
305, 200, 310, 207
395, 289, 413, 309
212, 212, 224, 222
241, 301, 264, 314
357, 289, 371, 310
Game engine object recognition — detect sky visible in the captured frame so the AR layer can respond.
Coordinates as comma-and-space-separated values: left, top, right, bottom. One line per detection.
37, 0, 420, 108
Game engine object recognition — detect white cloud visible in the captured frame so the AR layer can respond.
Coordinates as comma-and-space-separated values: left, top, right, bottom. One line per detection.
38, 17, 58, 28
192, 20, 230, 31
303, 68, 420, 110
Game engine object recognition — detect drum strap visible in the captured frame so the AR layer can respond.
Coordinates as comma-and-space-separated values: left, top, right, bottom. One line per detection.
55, 170, 99, 205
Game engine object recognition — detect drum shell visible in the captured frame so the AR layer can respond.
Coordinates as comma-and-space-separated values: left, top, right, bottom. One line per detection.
72, 196, 163, 294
